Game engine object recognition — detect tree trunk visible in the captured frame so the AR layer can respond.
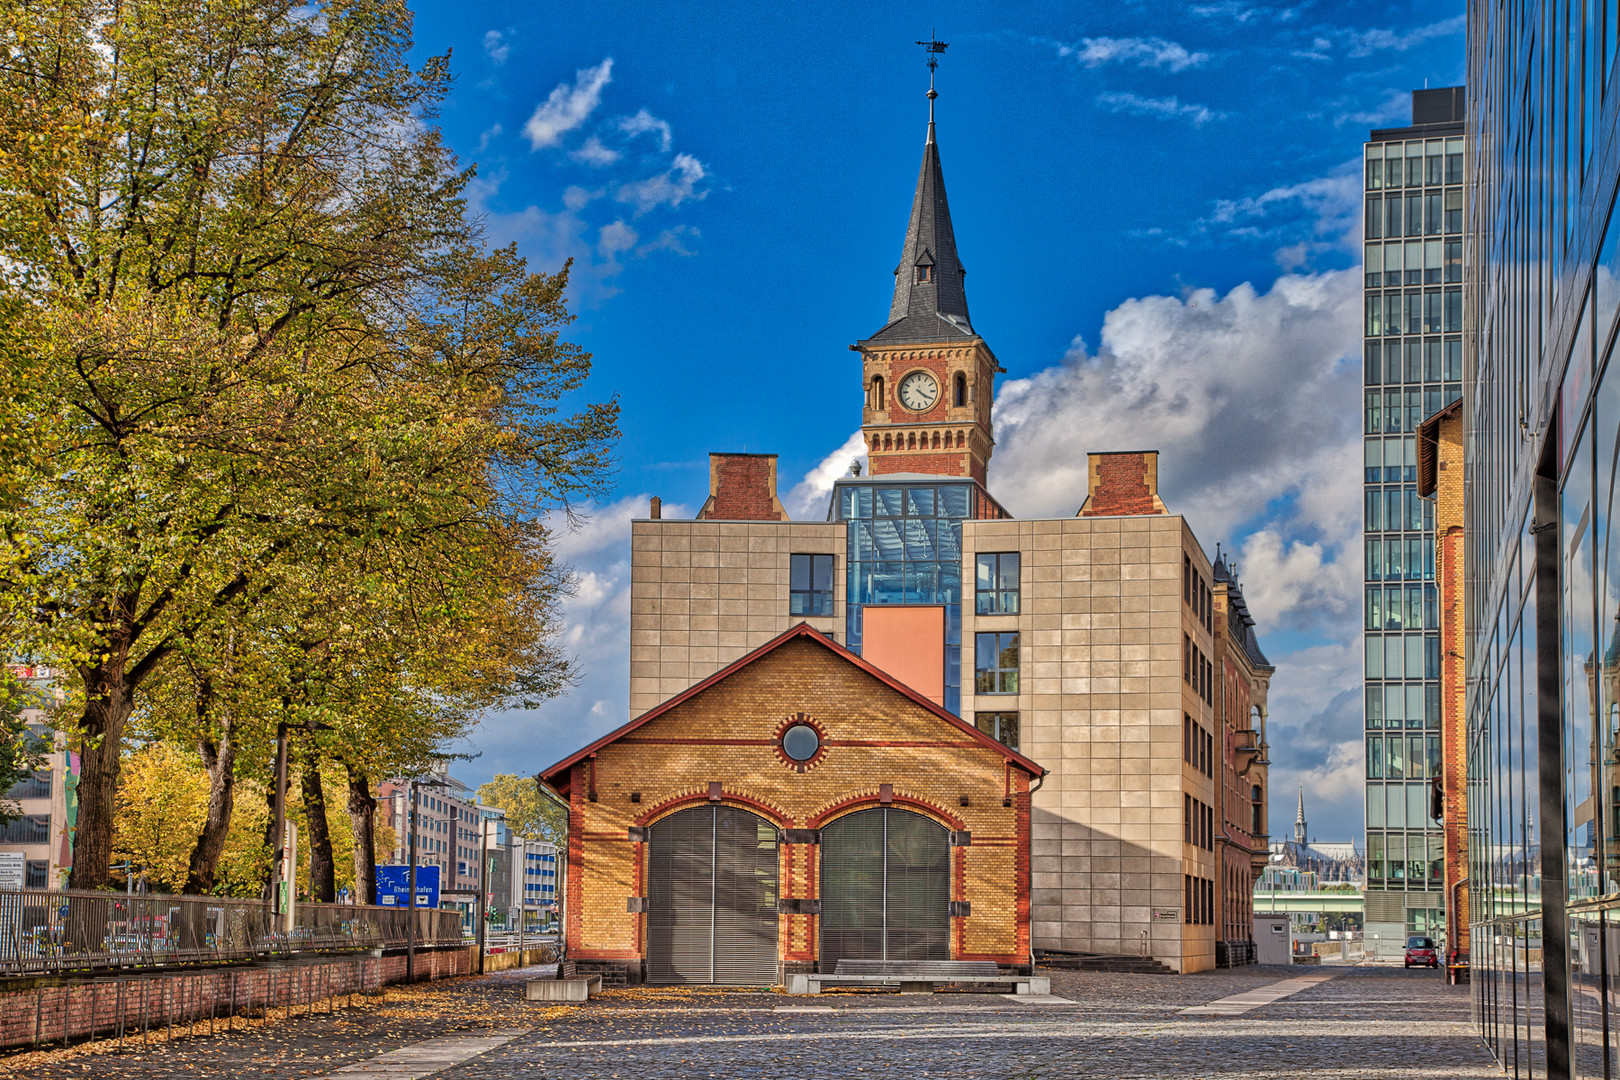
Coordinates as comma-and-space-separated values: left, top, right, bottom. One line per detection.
65, 661, 136, 890
345, 766, 377, 905
301, 755, 336, 903
183, 679, 237, 895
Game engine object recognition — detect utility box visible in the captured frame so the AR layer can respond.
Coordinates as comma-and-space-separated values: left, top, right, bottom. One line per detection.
1254, 913, 1292, 966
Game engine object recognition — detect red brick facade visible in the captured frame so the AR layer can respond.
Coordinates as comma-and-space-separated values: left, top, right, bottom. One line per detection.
1422, 400, 1467, 956
696, 453, 789, 521
1080, 451, 1168, 517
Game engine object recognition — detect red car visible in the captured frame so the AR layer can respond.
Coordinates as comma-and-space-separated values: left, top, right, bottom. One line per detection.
1405, 935, 1439, 969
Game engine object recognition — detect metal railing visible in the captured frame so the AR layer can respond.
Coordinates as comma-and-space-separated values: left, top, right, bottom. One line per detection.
0, 889, 464, 978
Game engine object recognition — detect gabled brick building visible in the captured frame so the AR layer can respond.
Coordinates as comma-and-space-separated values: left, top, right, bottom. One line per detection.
539, 625, 1043, 986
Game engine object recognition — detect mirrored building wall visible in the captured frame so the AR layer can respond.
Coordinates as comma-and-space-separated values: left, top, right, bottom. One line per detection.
1467, 2, 1620, 1076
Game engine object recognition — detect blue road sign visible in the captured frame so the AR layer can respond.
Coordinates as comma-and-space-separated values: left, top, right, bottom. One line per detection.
375, 865, 440, 908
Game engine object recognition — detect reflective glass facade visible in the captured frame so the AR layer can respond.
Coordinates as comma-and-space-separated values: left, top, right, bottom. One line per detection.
1363, 109, 1465, 948
835, 480, 985, 714
1468, 2, 1620, 1075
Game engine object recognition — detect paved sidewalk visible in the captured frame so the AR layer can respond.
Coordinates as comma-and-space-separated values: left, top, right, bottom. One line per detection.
1, 964, 1501, 1079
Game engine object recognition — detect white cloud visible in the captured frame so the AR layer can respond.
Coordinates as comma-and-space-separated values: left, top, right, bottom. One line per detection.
1346, 15, 1466, 57
988, 269, 1362, 567
453, 494, 692, 790
475, 123, 502, 153
597, 219, 638, 259
1203, 163, 1363, 252
523, 58, 614, 150
483, 29, 510, 65
615, 152, 710, 215
1331, 88, 1413, 130
1063, 36, 1209, 72
618, 108, 673, 152
783, 431, 868, 520
636, 225, 700, 258
571, 135, 622, 167
1096, 91, 1225, 126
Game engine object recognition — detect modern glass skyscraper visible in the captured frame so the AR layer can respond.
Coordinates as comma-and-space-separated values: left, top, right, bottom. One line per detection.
1467, 2, 1620, 1074
1361, 87, 1466, 952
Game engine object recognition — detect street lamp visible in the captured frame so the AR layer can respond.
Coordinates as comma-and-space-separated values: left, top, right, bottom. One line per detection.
268, 720, 336, 932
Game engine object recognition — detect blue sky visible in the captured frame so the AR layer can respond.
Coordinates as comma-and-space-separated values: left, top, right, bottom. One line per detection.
416, 1, 1466, 841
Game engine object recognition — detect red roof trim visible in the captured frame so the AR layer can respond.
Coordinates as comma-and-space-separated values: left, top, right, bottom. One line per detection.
536, 623, 1045, 784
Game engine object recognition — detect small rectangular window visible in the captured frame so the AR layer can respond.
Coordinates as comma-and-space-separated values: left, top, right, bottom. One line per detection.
1443, 288, 1462, 332
974, 631, 1019, 695
1366, 196, 1383, 239
1424, 192, 1442, 235
24, 861, 47, 890
1365, 242, 1383, 286
1365, 340, 1382, 384
789, 553, 835, 616
1444, 240, 1462, 282
975, 552, 1020, 615
1404, 194, 1422, 236
974, 711, 1019, 752
1444, 190, 1462, 233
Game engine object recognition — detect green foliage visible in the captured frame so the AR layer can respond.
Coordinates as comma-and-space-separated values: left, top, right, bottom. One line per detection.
0, 0, 619, 887
477, 774, 565, 844
0, 672, 49, 825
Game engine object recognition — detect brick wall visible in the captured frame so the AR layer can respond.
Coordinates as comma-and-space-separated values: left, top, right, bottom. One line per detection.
0, 947, 469, 1051
564, 637, 1034, 977
1080, 452, 1167, 517
1432, 407, 1468, 953
697, 454, 789, 521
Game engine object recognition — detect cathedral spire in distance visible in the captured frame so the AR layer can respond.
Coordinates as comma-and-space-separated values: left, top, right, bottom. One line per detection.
1294, 785, 1308, 847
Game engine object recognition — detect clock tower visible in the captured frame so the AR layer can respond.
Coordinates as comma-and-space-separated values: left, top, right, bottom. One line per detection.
853, 86, 1001, 483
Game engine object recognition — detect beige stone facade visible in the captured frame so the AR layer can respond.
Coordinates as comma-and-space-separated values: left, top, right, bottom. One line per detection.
959, 512, 1220, 971
629, 520, 844, 716
625, 454, 1266, 973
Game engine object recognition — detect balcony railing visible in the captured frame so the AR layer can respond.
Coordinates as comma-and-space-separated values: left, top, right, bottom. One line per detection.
0, 889, 464, 978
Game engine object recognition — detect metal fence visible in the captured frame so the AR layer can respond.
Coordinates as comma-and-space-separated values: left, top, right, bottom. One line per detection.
0, 889, 464, 977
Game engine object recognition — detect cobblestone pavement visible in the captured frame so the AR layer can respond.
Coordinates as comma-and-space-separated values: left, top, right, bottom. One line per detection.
2, 964, 1503, 1079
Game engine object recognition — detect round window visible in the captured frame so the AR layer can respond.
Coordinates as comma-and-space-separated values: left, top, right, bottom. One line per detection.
781, 723, 820, 762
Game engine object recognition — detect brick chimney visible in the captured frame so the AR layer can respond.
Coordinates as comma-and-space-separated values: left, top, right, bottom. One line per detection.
1078, 451, 1168, 517
695, 453, 790, 521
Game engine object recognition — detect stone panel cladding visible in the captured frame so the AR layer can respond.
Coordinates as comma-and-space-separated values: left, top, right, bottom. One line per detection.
1429, 407, 1468, 954
697, 453, 789, 521
961, 513, 1219, 973
629, 520, 845, 716
558, 637, 1035, 978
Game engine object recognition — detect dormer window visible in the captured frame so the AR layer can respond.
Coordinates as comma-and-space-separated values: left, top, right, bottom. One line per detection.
915, 265, 933, 283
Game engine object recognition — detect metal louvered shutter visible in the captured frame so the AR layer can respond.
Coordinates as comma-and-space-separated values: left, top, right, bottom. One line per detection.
884, 809, 950, 960
711, 807, 780, 985
646, 806, 779, 986
820, 808, 949, 965
647, 807, 717, 985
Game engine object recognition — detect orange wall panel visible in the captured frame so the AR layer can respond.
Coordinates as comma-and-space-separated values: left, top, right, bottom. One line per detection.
861, 605, 946, 705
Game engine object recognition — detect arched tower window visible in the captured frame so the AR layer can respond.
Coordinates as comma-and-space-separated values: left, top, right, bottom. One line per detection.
954, 372, 967, 407
870, 375, 885, 412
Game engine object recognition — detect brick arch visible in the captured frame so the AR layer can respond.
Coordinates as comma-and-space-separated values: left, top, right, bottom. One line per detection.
806, 791, 965, 831
635, 789, 794, 829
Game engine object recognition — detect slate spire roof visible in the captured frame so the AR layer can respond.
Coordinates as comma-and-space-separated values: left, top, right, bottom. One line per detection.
862, 88, 975, 346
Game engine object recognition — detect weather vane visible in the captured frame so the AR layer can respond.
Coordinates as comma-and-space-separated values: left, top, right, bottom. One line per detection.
915, 34, 948, 127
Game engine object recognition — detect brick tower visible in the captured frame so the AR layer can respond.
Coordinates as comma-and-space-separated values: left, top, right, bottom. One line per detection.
853, 85, 1001, 483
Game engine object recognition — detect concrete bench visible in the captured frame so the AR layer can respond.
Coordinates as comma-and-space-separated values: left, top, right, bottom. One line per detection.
525, 975, 602, 1002
784, 960, 1050, 996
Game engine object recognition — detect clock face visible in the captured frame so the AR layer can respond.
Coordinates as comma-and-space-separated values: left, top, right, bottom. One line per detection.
898, 371, 940, 411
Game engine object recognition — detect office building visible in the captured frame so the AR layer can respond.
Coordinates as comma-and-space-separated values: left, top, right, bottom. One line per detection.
1465, 1, 1620, 1072
1361, 86, 1466, 951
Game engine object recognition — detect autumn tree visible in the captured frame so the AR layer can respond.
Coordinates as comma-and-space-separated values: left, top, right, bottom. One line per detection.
478, 774, 566, 844
0, 0, 617, 888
